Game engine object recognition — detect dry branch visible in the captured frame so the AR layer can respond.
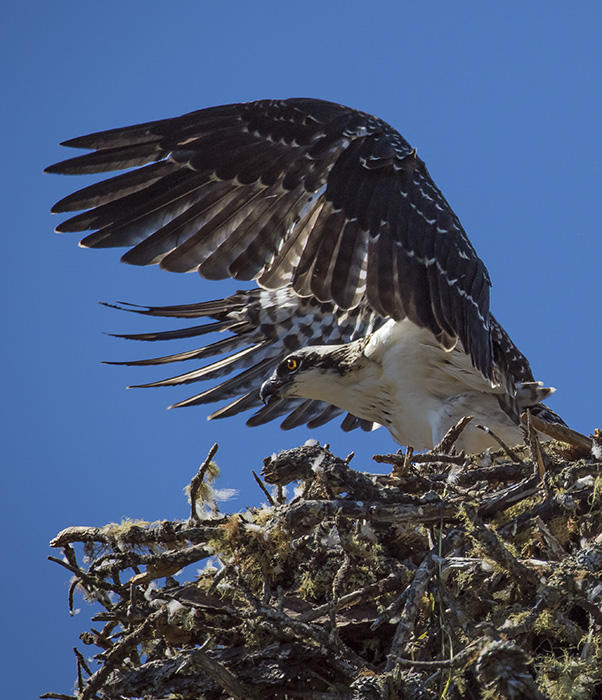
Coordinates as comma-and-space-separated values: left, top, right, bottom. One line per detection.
522, 412, 593, 453
45, 431, 602, 699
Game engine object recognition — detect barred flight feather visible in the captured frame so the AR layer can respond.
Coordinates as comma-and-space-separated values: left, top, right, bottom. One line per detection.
48, 97, 563, 448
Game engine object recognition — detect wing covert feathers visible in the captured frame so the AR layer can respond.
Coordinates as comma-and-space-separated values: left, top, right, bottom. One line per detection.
48, 97, 494, 380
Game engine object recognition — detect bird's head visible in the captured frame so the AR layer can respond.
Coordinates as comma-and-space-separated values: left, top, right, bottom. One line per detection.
260, 344, 357, 406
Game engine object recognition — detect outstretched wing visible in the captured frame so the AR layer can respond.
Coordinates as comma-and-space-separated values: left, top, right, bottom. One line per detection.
105, 286, 383, 433
47, 98, 493, 379
101, 287, 561, 436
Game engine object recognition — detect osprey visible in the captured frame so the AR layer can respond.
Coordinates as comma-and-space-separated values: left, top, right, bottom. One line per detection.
47, 98, 561, 453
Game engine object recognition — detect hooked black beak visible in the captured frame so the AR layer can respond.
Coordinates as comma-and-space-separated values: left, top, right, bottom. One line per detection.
259, 376, 282, 405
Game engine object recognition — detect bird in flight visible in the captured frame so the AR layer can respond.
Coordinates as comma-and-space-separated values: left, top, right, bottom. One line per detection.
47, 98, 561, 453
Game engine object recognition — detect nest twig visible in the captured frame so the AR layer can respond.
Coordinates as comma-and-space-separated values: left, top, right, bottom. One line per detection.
45, 427, 602, 699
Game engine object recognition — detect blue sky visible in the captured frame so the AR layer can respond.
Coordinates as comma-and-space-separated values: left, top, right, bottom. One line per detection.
3, 2, 601, 696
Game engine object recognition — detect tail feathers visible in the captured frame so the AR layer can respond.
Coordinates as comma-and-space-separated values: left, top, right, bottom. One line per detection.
516, 381, 566, 429
529, 402, 567, 427
516, 381, 556, 408
496, 380, 562, 427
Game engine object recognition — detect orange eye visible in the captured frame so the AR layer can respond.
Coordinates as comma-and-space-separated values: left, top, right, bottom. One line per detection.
285, 357, 299, 371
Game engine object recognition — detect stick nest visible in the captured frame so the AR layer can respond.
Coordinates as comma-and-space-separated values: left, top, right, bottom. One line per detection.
44, 425, 602, 699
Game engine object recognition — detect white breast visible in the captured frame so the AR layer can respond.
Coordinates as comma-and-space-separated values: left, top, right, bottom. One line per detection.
292, 318, 524, 452
361, 319, 522, 451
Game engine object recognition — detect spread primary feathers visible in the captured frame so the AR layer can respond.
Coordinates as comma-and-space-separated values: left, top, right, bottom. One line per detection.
47, 97, 562, 452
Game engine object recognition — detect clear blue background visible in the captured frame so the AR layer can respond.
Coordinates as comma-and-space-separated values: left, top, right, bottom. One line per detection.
3, 2, 600, 696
